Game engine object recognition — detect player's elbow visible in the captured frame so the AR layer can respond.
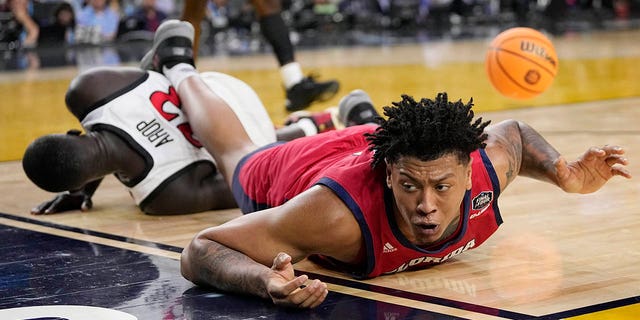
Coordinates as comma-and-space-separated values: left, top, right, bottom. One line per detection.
180, 242, 196, 283
180, 235, 206, 284
180, 231, 217, 285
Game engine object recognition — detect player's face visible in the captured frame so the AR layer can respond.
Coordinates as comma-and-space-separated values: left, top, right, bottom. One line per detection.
386, 154, 472, 247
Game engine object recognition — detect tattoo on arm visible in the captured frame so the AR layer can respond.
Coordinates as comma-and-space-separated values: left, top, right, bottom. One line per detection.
505, 135, 521, 186
495, 121, 522, 186
517, 121, 561, 184
193, 240, 269, 299
488, 120, 562, 189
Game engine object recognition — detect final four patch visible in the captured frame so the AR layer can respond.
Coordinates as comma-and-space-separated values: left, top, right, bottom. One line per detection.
472, 191, 493, 211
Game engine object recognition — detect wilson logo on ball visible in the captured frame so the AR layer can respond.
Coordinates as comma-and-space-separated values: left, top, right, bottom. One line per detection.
520, 41, 557, 67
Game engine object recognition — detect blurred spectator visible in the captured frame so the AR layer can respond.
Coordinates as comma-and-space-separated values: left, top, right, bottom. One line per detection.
118, 0, 168, 40
68, 0, 84, 15
76, 0, 119, 43
38, 1, 75, 46
154, 0, 174, 16
129, 0, 168, 32
0, 0, 39, 49
215, 0, 256, 31
207, 0, 230, 30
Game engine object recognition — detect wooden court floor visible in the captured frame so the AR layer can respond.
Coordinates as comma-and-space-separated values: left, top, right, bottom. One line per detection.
1, 28, 639, 319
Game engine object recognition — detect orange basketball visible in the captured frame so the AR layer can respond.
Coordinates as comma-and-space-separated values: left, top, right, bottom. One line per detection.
485, 27, 559, 100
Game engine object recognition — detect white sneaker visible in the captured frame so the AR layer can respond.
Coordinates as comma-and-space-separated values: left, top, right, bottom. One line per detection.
338, 89, 379, 127
140, 20, 195, 71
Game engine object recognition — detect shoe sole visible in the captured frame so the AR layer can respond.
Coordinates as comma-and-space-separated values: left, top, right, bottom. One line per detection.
286, 81, 340, 112
140, 20, 195, 70
316, 82, 340, 102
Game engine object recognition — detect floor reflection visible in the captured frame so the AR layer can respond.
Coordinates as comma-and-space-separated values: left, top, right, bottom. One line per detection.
0, 224, 463, 320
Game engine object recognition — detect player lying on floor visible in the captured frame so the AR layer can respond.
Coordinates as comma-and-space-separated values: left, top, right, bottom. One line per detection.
140, 20, 632, 308
22, 66, 377, 215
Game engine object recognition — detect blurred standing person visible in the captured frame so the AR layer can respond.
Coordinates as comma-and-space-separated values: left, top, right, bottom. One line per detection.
38, 1, 76, 46
180, 0, 340, 112
0, 0, 39, 49
76, 0, 120, 43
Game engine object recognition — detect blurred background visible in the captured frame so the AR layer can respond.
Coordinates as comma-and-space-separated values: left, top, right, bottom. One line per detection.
2, 0, 639, 70
1, 0, 639, 162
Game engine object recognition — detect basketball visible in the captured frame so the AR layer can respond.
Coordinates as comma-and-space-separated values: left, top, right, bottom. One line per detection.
485, 27, 559, 100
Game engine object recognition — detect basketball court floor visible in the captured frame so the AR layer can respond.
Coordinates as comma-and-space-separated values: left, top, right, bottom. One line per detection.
0, 25, 639, 319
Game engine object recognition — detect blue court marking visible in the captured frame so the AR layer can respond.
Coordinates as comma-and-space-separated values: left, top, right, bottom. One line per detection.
0, 223, 465, 320
0, 212, 182, 253
2, 212, 638, 319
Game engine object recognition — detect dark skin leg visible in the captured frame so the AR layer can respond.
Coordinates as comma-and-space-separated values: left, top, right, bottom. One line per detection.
180, 0, 208, 60
142, 162, 238, 215
251, 0, 281, 17
181, 0, 287, 62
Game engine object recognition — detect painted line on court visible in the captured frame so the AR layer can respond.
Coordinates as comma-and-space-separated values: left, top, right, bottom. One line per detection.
0, 215, 180, 260
543, 296, 640, 319
302, 271, 534, 319
2, 211, 636, 319
0, 212, 182, 253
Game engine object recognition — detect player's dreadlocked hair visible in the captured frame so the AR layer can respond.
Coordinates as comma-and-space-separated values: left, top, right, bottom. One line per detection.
365, 92, 490, 168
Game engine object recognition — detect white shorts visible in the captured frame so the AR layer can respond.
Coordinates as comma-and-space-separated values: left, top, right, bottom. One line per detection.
199, 72, 277, 147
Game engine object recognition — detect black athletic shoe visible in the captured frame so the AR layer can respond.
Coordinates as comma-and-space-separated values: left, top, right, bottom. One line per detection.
285, 75, 340, 112
140, 20, 195, 72
338, 89, 380, 127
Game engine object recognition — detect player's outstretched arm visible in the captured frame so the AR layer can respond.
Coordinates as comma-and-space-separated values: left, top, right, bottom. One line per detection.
180, 186, 358, 308
484, 120, 631, 193
181, 234, 327, 308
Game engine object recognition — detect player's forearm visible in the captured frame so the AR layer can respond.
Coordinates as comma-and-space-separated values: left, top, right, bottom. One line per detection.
74, 178, 103, 197
517, 121, 562, 185
181, 236, 271, 299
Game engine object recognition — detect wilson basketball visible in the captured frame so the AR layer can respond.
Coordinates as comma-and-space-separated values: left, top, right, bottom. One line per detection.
485, 27, 559, 100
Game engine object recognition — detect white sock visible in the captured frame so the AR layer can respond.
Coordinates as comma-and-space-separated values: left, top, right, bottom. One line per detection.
163, 63, 199, 90
280, 62, 304, 89
295, 118, 318, 136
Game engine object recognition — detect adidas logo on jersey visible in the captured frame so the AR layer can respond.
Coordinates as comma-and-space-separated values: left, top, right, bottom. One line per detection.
383, 242, 397, 253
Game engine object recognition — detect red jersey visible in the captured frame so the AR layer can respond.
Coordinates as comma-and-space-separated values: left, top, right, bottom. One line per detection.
232, 125, 502, 279
232, 125, 376, 212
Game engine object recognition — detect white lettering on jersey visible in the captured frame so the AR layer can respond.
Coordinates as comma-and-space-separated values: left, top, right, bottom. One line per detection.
384, 239, 476, 275
136, 118, 174, 147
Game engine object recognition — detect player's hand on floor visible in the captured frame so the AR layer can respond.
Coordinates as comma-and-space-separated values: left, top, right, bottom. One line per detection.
266, 252, 328, 308
554, 145, 631, 194
30, 192, 93, 215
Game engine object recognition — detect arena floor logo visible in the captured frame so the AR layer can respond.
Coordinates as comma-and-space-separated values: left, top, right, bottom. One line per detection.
0, 305, 136, 320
